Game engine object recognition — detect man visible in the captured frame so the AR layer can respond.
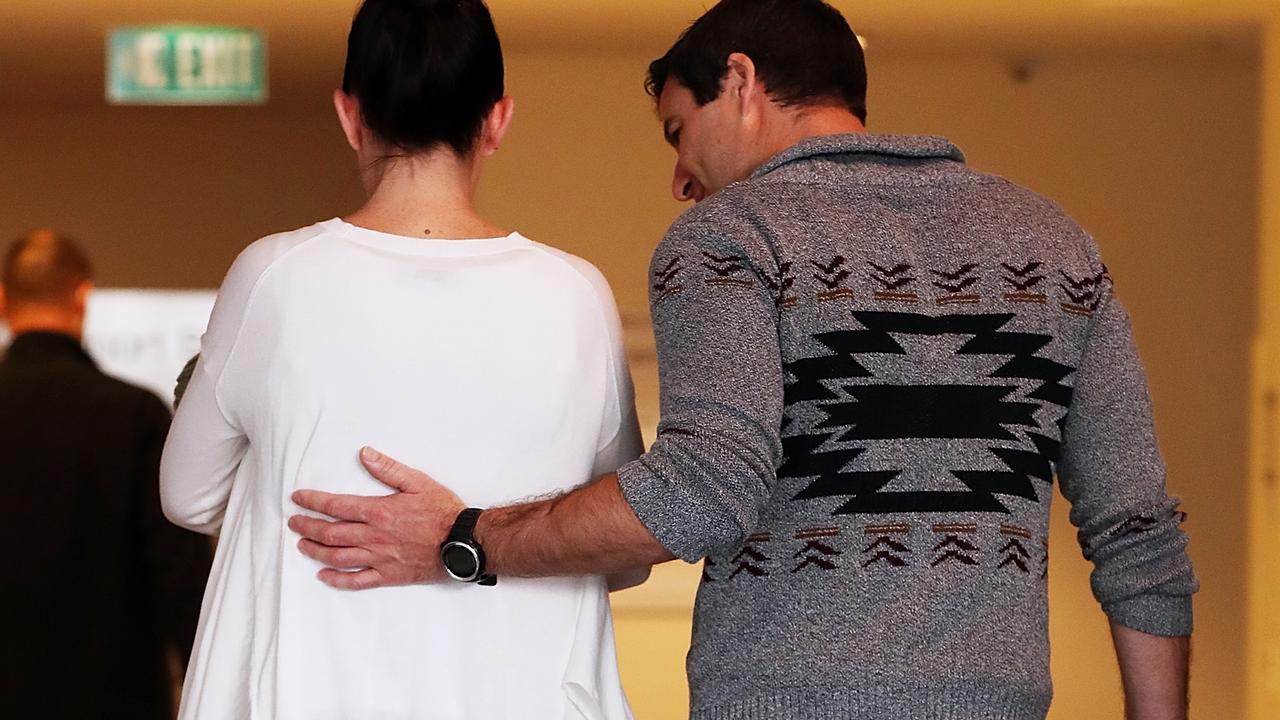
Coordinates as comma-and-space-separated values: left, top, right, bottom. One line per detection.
289, 1, 1198, 717
0, 231, 211, 719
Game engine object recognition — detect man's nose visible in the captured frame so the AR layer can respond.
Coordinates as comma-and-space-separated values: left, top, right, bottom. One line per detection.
672, 164, 704, 203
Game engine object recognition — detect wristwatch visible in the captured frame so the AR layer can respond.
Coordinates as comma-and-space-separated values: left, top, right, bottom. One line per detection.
440, 508, 496, 586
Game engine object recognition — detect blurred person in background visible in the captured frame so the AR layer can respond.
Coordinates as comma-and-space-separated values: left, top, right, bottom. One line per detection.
291, 0, 1198, 718
0, 230, 210, 720
160, 0, 646, 718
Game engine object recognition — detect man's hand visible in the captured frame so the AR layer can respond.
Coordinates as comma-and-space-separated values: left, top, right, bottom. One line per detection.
288, 447, 465, 590
293, 446, 673, 591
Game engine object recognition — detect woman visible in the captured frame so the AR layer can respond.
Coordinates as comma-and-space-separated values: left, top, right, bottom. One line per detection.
159, 1, 646, 718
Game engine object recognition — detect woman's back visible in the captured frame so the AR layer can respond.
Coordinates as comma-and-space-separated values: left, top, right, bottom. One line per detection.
163, 219, 641, 719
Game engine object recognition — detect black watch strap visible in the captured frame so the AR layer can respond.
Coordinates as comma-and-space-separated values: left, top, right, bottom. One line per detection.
447, 508, 484, 544
443, 508, 496, 586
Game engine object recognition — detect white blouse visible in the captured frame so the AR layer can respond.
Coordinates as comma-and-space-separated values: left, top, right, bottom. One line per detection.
161, 219, 643, 720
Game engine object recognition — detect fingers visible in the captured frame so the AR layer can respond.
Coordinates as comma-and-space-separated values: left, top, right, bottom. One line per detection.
291, 490, 374, 523
318, 567, 390, 591
288, 515, 376, 548
360, 446, 430, 493
297, 539, 376, 570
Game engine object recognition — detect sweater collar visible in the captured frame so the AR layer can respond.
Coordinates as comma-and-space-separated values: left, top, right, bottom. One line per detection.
753, 133, 966, 179
4, 331, 95, 366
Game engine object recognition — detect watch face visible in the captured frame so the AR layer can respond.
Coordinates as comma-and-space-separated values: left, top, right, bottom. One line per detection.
442, 543, 479, 581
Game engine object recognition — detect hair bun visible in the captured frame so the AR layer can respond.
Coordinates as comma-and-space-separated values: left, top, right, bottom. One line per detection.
342, 0, 504, 155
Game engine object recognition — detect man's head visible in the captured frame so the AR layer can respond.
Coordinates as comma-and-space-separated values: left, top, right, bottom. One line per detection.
647, 0, 868, 202
0, 230, 94, 339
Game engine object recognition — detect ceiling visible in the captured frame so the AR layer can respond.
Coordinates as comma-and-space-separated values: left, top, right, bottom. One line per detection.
0, 0, 1266, 110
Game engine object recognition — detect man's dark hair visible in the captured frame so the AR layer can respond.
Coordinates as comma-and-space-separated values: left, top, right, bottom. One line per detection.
646, 0, 868, 123
342, 0, 505, 156
3, 230, 93, 308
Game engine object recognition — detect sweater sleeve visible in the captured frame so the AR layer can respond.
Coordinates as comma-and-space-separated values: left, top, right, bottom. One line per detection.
582, 266, 649, 591
1057, 260, 1198, 637
160, 235, 297, 534
616, 220, 785, 563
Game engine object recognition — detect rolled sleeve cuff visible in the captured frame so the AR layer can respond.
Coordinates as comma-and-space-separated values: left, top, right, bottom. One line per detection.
1102, 593, 1193, 637
616, 457, 707, 564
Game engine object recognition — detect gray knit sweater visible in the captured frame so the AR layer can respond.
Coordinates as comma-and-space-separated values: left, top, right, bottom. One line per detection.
615, 134, 1197, 720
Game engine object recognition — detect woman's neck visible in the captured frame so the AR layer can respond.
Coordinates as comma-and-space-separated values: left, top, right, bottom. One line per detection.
346, 151, 508, 240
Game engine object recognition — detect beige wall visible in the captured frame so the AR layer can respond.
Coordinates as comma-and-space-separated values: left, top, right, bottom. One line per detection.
0, 41, 1256, 719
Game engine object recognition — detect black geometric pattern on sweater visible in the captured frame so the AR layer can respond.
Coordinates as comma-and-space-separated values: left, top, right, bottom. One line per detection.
1001, 261, 1048, 303
1108, 515, 1158, 537
869, 261, 914, 289
813, 256, 856, 302
729, 534, 772, 579
793, 540, 841, 558
1078, 509, 1185, 558
931, 263, 980, 293
653, 257, 682, 290
1001, 262, 1045, 290
792, 545, 840, 572
702, 522, 1051, 581
1059, 269, 1112, 313
702, 252, 755, 289
813, 257, 852, 289
652, 256, 684, 303
1059, 271, 1095, 298
862, 524, 911, 567
931, 525, 980, 567
818, 385, 1039, 441
1006, 276, 1045, 291
702, 252, 745, 275
999, 524, 1034, 574
997, 540, 1031, 573
757, 263, 797, 308
869, 261, 919, 303
780, 312, 1075, 515
792, 528, 842, 573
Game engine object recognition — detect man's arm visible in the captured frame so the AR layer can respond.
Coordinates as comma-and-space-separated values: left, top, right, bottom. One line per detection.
290, 449, 674, 589
1055, 239, 1197, 716
480, 473, 677, 577
1110, 621, 1190, 720
290, 217, 785, 588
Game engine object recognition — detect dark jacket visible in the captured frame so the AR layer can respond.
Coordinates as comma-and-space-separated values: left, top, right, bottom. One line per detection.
0, 332, 211, 720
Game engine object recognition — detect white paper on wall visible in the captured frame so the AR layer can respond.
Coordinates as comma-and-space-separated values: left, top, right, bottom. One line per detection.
0, 289, 217, 406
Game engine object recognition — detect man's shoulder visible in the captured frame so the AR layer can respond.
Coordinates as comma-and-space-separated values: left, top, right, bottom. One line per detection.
656, 186, 778, 259
68, 366, 172, 425
101, 366, 172, 410
667, 184, 768, 234
0, 358, 170, 422
960, 170, 1085, 225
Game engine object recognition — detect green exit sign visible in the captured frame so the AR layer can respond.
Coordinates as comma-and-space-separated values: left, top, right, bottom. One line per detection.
108, 26, 267, 105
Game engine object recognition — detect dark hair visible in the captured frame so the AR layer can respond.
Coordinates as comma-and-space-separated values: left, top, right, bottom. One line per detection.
342, 0, 505, 156
646, 0, 867, 123
3, 230, 93, 308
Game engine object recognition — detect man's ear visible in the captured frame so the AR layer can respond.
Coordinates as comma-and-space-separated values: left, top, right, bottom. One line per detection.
333, 89, 365, 152
478, 97, 516, 157
73, 280, 94, 314
724, 52, 762, 114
